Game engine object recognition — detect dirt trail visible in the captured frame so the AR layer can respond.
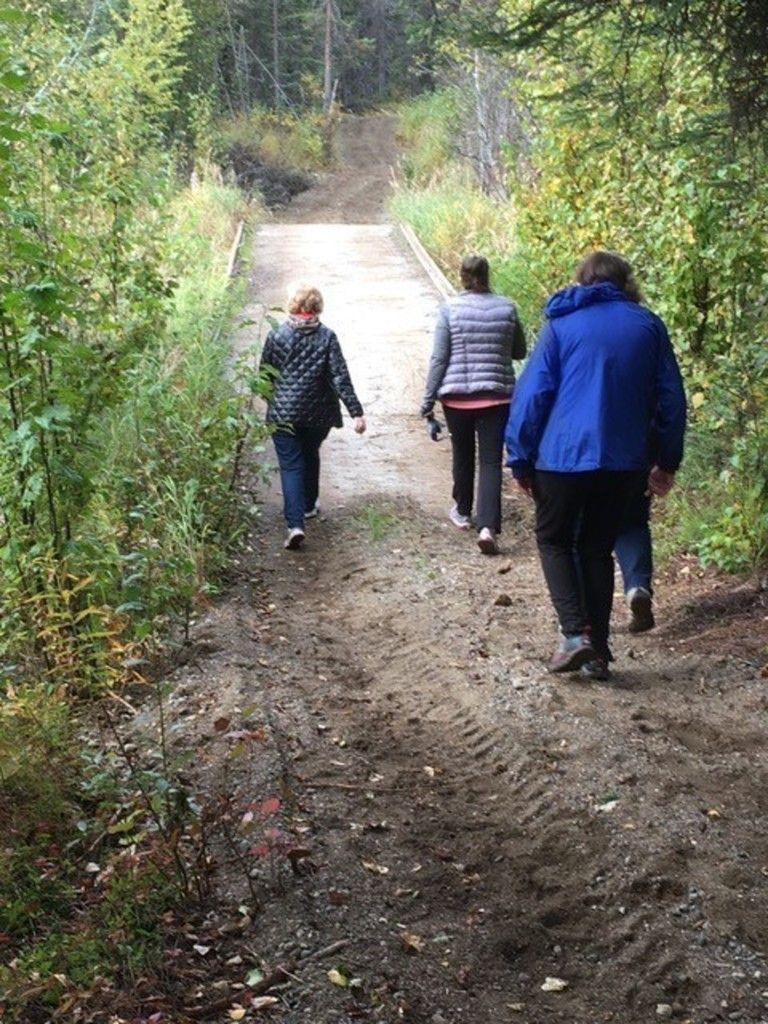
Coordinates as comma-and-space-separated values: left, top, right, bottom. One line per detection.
168, 115, 768, 1024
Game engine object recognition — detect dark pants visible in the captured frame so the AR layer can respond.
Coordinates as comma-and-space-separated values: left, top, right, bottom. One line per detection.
615, 490, 653, 595
272, 426, 330, 529
442, 403, 508, 533
533, 469, 644, 653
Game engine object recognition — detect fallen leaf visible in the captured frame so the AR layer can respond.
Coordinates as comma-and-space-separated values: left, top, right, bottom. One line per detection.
423, 765, 436, 778
541, 976, 569, 992
251, 996, 279, 1010
193, 944, 211, 956
595, 800, 618, 813
400, 932, 426, 954
214, 717, 231, 733
706, 808, 721, 818
362, 860, 389, 875
245, 967, 264, 986
493, 593, 512, 607
328, 968, 349, 987
229, 1009, 246, 1021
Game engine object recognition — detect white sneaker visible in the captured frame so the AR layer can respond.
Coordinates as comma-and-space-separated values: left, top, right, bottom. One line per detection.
304, 504, 320, 519
477, 527, 498, 555
284, 527, 305, 550
448, 505, 472, 530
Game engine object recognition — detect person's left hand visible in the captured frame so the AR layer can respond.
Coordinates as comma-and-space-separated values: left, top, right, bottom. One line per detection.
353, 416, 366, 434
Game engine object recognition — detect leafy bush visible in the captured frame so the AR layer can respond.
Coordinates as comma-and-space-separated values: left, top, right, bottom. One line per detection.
216, 105, 329, 171
394, 65, 768, 571
395, 88, 461, 184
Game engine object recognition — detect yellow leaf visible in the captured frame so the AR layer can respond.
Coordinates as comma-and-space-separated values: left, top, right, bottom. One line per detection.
362, 860, 389, 875
229, 1009, 247, 1021
400, 931, 426, 953
692, 391, 705, 409
328, 968, 349, 987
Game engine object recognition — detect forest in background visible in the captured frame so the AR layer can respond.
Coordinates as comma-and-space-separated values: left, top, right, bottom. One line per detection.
1, 0, 767, 1017
393, 0, 768, 573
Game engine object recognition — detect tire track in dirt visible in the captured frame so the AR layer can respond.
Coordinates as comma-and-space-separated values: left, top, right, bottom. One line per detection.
246, 492, 767, 1023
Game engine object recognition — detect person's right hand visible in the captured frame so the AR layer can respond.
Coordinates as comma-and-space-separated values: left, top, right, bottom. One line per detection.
353, 416, 366, 435
514, 477, 534, 498
647, 465, 675, 497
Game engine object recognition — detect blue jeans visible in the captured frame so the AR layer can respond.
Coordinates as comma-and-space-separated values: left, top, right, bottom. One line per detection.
272, 426, 330, 529
615, 491, 653, 594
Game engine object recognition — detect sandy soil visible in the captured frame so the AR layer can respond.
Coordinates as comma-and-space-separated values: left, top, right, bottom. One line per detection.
154, 114, 768, 1024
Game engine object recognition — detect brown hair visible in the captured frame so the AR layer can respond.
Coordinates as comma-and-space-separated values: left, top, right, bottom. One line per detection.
460, 254, 491, 293
287, 284, 324, 315
575, 250, 642, 303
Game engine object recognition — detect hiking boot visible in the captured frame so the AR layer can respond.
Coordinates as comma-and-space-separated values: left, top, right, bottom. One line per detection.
284, 527, 305, 550
477, 527, 498, 555
449, 505, 472, 530
304, 504, 320, 520
548, 633, 596, 673
580, 657, 611, 681
627, 586, 655, 633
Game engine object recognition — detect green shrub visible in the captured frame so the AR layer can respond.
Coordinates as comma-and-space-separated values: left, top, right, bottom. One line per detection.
216, 105, 329, 171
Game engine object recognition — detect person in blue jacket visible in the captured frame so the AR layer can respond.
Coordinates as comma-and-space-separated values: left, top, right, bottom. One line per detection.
505, 251, 686, 680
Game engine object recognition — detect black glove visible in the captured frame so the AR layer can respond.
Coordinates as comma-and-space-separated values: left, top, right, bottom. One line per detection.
426, 414, 443, 441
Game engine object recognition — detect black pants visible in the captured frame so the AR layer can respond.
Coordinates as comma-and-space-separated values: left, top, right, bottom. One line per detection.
533, 469, 645, 652
442, 403, 508, 533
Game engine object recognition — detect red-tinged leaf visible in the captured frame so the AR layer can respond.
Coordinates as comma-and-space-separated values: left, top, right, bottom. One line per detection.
260, 797, 281, 816
214, 716, 231, 733
264, 827, 282, 842
249, 844, 269, 857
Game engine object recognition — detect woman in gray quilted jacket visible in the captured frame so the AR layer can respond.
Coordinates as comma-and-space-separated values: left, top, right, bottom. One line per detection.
260, 284, 366, 550
421, 255, 526, 554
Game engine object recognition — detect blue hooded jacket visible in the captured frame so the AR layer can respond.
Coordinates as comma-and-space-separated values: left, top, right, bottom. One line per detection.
505, 283, 686, 477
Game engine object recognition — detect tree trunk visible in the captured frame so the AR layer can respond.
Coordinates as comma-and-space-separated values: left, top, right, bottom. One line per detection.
272, 0, 280, 107
323, 0, 333, 111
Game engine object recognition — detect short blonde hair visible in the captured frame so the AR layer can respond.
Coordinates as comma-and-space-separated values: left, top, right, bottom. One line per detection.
287, 284, 324, 315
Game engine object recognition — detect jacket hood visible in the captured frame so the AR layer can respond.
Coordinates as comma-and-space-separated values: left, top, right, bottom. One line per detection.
545, 282, 629, 320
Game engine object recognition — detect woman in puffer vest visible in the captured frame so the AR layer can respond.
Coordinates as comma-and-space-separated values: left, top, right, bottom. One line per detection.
260, 284, 366, 550
420, 255, 526, 554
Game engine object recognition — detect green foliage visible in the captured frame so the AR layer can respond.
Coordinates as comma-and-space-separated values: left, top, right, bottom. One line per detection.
360, 504, 399, 542
395, 88, 461, 183
0, 685, 189, 1015
0, 3, 271, 686
395, 26, 768, 571
215, 105, 329, 171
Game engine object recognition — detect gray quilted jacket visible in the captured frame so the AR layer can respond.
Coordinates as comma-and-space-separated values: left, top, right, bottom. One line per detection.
421, 291, 526, 415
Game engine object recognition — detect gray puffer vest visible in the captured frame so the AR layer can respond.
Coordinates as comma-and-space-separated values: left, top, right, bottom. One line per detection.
421, 291, 526, 415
